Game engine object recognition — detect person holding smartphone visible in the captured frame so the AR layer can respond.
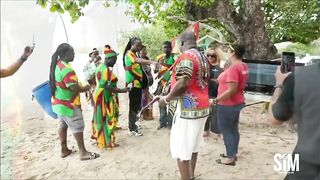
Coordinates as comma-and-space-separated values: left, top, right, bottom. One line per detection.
269, 62, 320, 179
0, 46, 34, 78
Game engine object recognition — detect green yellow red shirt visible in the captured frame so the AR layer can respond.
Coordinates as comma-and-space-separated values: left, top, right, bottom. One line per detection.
124, 50, 142, 88
52, 60, 81, 117
156, 53, 176, 85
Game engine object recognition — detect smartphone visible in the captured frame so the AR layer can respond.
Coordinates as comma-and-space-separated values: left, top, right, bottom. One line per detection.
281, 52, 295, 73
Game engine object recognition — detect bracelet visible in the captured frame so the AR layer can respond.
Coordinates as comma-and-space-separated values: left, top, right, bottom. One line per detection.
213, 98, 218, 105
164, 97, 169, 104
20, 55, 28, 63
274, 84, 283, 90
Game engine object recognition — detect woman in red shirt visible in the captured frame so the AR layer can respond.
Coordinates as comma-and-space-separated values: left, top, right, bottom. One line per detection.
214, 44, 249, 166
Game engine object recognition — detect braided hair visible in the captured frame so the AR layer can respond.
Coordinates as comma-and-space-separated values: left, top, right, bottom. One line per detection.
49, 43, 72, 96
122, 37, 141, 67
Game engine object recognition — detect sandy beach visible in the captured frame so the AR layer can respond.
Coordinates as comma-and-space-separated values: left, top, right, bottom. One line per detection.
1, 94, 297, 180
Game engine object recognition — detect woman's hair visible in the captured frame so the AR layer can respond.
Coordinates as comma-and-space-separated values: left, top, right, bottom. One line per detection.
49, 43, 72, 96
122, 37, 141, 67
206, 47, 221, 64
231, 44, 246, 59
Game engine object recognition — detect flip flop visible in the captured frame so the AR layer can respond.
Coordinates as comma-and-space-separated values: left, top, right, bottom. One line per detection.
80, 152, 100, 161
216, 159, 236, 166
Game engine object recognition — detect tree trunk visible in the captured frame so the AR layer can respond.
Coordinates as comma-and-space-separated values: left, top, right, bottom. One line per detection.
185, 0, 278, 60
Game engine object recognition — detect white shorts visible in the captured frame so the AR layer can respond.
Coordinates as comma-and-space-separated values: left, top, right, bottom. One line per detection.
170, 106, 207, 161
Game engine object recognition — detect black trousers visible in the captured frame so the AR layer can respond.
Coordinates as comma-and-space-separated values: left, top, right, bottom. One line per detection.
285, 159, 320, 180
204, 105, 220, 134
128, 87, 142, 131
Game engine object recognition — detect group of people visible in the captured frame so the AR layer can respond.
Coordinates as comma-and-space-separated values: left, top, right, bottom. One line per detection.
2, 31, 320, 179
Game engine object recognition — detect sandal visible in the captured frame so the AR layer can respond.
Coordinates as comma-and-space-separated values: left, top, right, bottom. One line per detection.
219, 153, 238, 161
80, 152, 100, 161
216, 159, 236, 166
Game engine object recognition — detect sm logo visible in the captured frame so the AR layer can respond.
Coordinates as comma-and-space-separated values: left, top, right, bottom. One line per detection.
274, 153, 300, 173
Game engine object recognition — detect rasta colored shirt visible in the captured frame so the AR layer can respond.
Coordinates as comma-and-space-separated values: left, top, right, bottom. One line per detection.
96, 64, 118, 93
156, 53, 176, 85
52, 60, 81, 117
124, 50, 142, 88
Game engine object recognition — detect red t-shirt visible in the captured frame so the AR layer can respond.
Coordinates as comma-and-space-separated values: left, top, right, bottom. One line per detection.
217, 62, 249, 106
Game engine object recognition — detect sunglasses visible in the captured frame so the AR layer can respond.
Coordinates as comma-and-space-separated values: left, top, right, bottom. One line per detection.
207, 54, 217, 58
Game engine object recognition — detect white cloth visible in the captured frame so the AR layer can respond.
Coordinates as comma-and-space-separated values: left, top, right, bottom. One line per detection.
83, 61, 96, 81
170, 102, 207, 161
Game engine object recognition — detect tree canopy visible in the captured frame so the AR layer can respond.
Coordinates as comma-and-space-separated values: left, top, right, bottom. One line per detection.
37, 0, 320, 59
118, 24, 170, 60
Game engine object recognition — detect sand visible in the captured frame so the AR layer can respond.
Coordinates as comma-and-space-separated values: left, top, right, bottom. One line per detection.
1, 94, 297, 179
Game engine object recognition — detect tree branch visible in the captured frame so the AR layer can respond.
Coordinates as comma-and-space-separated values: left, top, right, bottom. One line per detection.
167, 16, 226, 43
184, 0, 243, 39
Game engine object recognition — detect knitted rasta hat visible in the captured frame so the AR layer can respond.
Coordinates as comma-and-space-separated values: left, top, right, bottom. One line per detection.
104, 49, 119, 58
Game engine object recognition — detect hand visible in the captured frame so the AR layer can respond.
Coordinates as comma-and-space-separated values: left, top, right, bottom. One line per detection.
209, 98, 217, 106
275, 66, 290, 85
158, 96, 168, 107
210, 78, 218, 83
22, 46, 33, 58
125, 87, 131, 92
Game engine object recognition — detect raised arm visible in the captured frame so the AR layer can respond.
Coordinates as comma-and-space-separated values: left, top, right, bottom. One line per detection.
0, 46, 33, 78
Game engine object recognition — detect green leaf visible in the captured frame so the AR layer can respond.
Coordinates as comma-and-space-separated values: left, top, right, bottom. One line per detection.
50, 4, 58, 12
36, 0, 47, 8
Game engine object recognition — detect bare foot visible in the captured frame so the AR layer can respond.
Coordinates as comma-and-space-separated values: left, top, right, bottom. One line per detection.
61, 149, 73, 158
114, 143, 120, 147
80, 152, 100, 161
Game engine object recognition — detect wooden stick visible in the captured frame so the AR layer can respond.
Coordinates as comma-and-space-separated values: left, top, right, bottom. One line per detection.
137, 96, 160, 119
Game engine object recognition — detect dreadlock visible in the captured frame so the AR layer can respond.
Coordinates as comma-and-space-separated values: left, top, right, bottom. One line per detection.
49, 43, 72, 96
122, 37, 141, 67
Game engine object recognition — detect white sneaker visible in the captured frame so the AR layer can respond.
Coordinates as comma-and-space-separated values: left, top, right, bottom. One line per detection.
135, 122, 143, 130
128, 130, 143, 136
